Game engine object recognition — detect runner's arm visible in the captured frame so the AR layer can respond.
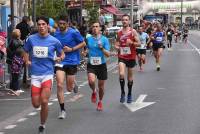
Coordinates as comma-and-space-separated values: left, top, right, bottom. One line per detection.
24, 52, 31, 66
132, 29, 140, 47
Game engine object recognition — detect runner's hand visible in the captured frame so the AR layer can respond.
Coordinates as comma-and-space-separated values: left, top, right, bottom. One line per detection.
63, 46, 73, 52
26, 61, 31, 66
126, 39, 133, 46
55, 57, 62, 63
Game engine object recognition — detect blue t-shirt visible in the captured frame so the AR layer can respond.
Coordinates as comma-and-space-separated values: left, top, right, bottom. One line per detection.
54, 28, 84, 65
86, 35, 110, 65
153, 31, 164, 44
24, 33, 63, 75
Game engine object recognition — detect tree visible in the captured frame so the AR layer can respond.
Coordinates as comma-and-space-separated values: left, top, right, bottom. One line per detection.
84, 1, 100, 25
29, 0, 67, 20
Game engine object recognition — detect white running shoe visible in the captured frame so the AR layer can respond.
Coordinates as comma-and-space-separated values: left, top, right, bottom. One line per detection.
18, 89, 25, 93
58, 110, 66, 119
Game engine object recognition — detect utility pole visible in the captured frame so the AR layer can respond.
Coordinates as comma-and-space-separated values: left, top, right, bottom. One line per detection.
32, 0, 36, 26
180, 0, 183, 30
131, 0, 133, 27
80, 0, 83, 26
10, 0, 14, 31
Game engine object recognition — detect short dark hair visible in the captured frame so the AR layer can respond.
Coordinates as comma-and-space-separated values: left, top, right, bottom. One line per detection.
22, 16, 30, 22
36, 16, 49, 25
122, 14, 130, 19
58, 15, 68, 22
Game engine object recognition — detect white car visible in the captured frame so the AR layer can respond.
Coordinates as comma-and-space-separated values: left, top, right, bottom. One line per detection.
106, 26, 121, 38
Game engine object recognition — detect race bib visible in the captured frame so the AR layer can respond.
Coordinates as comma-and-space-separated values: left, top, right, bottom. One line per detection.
156, 37, 163, 42
55, 64, 63, 68
120, 47, 131, 55
90, 57, 102, 65
33, 46, 48, 58
140, 43, 146, 49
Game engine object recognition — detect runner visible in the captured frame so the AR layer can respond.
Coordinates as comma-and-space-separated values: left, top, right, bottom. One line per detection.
54, 15, 86, 119
182, 27, 189, 44
136, 26, 149, 71
84, 21, 110, 111
166, 25, 174, 51
24, 16, 64, 134
151, 23, 165, 71
115, 14, 140, 103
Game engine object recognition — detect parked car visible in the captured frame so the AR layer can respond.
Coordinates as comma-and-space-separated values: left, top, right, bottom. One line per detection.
106, 26, 121, 38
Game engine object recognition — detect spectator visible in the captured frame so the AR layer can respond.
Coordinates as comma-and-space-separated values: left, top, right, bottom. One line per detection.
16, 16, 31, 41
16, 16, 31, 85
6, 29, 23, 65
10, 48, 24, 96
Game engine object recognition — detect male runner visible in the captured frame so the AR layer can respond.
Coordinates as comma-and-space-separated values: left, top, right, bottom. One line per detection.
151, 23, 165, 71
54, 15, 86, 119
85, 22, 110, 111
136, 26, 149, 71
24, 16, 64, 134
115, 14, 140, 103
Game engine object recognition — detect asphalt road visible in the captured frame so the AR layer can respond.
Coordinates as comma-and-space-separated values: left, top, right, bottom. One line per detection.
0, 30, 200, 134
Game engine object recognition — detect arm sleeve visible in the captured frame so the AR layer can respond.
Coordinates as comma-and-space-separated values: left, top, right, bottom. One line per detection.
104, 37, 110, 51
56, 40, 63, 56
73, 31, 84, 44
23, 38, 31, 52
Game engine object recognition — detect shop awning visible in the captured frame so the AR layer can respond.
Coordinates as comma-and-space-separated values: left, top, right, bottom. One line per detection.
101, 5, 124, 16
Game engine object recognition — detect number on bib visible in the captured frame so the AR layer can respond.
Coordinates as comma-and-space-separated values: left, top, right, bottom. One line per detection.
33, 46, 48, 58
120, 47, 131, 55
90, 57, 102, 65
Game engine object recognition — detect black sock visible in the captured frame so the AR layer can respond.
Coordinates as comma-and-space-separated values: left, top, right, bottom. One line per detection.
119, 78, 125, 95
60, 103, 65, 111
128, 81, 133, 96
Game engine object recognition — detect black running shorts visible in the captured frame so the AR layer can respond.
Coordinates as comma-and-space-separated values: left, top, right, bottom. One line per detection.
55, 65, 78, 75
87, 63, 108, 80
118, 58, 136, 68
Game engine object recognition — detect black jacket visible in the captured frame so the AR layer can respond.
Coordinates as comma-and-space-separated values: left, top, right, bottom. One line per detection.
16, 22, 30, 40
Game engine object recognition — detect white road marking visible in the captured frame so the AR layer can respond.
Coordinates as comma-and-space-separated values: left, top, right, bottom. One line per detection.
28, 112, 37, 116
17, 118, 28, 122
0, 98, 30, 101
124, 94, 155, 112
4, 125, 17, 129
188, 40, 200, 55
51, 98, 58, 102
64, 92, 72, 95
0, 132, 5, 134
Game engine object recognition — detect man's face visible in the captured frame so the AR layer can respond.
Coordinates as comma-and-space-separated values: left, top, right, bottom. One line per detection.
138, 27, 143, 33
92, 23, 100, 35
37, 20, 49, 35
58, 20, 68, 31
122, 16, 130, 27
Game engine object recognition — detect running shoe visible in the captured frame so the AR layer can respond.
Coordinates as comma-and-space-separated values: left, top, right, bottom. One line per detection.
58, 110, 66, 119
127, 94, 133, 104
97, 101, 103, 111
73, 83, 78, 93
91, 91, 97, 103
38, 125, 46, 134
120, 93, 125, 103
156, 64, 160, 71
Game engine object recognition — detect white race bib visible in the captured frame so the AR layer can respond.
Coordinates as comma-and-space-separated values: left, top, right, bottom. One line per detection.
33, 46, 48, 58
140, 43, 146, 49
120, 47, 131, 55
90, 57, 102, 65
156, 37, 163, 42
55, 64, 63, 68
